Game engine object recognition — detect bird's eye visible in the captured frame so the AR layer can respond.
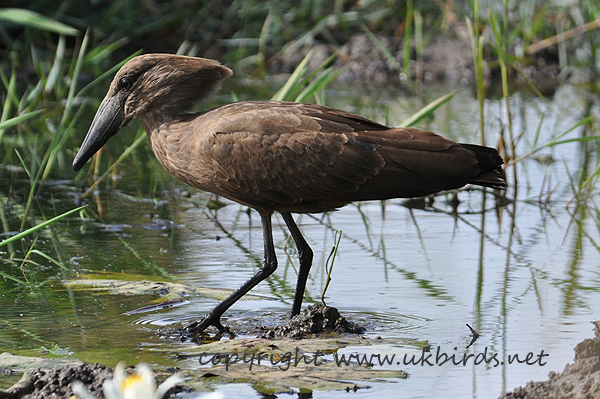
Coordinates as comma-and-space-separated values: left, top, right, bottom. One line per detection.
119, 77, 133, 90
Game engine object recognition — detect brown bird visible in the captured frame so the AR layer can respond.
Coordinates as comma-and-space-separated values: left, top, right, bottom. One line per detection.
73, 54, 506, 334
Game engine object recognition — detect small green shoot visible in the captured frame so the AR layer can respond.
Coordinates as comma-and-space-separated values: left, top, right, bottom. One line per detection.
321, 229, 342, 305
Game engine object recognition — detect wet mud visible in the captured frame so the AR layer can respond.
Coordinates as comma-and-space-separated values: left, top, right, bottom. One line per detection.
0, 363, 111, 399
257, 304, 365, 339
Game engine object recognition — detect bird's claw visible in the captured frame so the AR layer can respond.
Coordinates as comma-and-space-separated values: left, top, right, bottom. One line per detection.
184, 314, 234, 339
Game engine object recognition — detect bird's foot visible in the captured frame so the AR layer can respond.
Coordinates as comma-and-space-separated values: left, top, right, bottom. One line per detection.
183, 314, 235, 340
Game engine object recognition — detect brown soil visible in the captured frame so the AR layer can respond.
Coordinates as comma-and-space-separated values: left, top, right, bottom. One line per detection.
270, 31, 561, 95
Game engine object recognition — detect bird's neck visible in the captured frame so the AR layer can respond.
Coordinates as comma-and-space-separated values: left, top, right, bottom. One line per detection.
141, 111, 199, 182
141, 109, 170, 134
141, 107, 196, 134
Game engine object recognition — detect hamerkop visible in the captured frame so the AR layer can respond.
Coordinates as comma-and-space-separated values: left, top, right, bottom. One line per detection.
73, 54, 506, 334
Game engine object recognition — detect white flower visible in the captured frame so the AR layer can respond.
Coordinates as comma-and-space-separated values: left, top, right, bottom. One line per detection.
72, 362, 184, 399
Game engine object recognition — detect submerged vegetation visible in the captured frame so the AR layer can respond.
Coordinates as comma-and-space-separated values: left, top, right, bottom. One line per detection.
1, 0, 600, 396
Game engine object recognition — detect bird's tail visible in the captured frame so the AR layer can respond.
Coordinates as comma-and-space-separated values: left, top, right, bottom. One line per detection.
460, 143, 507, 189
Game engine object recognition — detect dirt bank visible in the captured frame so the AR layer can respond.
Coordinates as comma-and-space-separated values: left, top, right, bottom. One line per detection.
500, 321, 600, 399
270, 31, 562, 95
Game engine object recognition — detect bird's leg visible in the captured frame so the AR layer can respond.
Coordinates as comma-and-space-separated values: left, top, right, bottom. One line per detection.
281, 212, 314, 317
185, 212, 278, 334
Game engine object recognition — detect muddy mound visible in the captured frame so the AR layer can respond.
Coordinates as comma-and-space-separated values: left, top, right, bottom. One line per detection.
258, 304, 364, 339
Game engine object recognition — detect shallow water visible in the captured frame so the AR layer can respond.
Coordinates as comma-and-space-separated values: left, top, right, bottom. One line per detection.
1, 81, 600, 398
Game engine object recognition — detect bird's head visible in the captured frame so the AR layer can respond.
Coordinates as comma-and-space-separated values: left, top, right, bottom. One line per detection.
72, 54, 232, 171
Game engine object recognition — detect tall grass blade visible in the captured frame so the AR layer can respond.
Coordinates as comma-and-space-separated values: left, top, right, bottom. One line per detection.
0, 111, 43, 144
403, 0, 414, 80
0, 66, 17, 143
271, 49, 314, 101
360, 22, 402, 74
400, 91, 457, 127
294, 68, 342, 103
0, 270, 28, 286
511, 116, 593, 164
0, 205, 87, 248
41, 30, 90, 182
15, 149, 36, 232
0, 8, 78, 36
271, 50, 339, 104
489, 6, 515, 184
525, 18, 600, 54
44, 35, 66, 93
466, 16, 486, 145
414, 9, 423, 81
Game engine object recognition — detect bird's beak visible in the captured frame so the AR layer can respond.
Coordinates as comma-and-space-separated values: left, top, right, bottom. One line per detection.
73, 94, 124, 172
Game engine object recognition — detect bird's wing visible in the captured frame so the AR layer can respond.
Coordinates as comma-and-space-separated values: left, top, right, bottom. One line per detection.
187, 102, 387, 209
190, 101, 482, 212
